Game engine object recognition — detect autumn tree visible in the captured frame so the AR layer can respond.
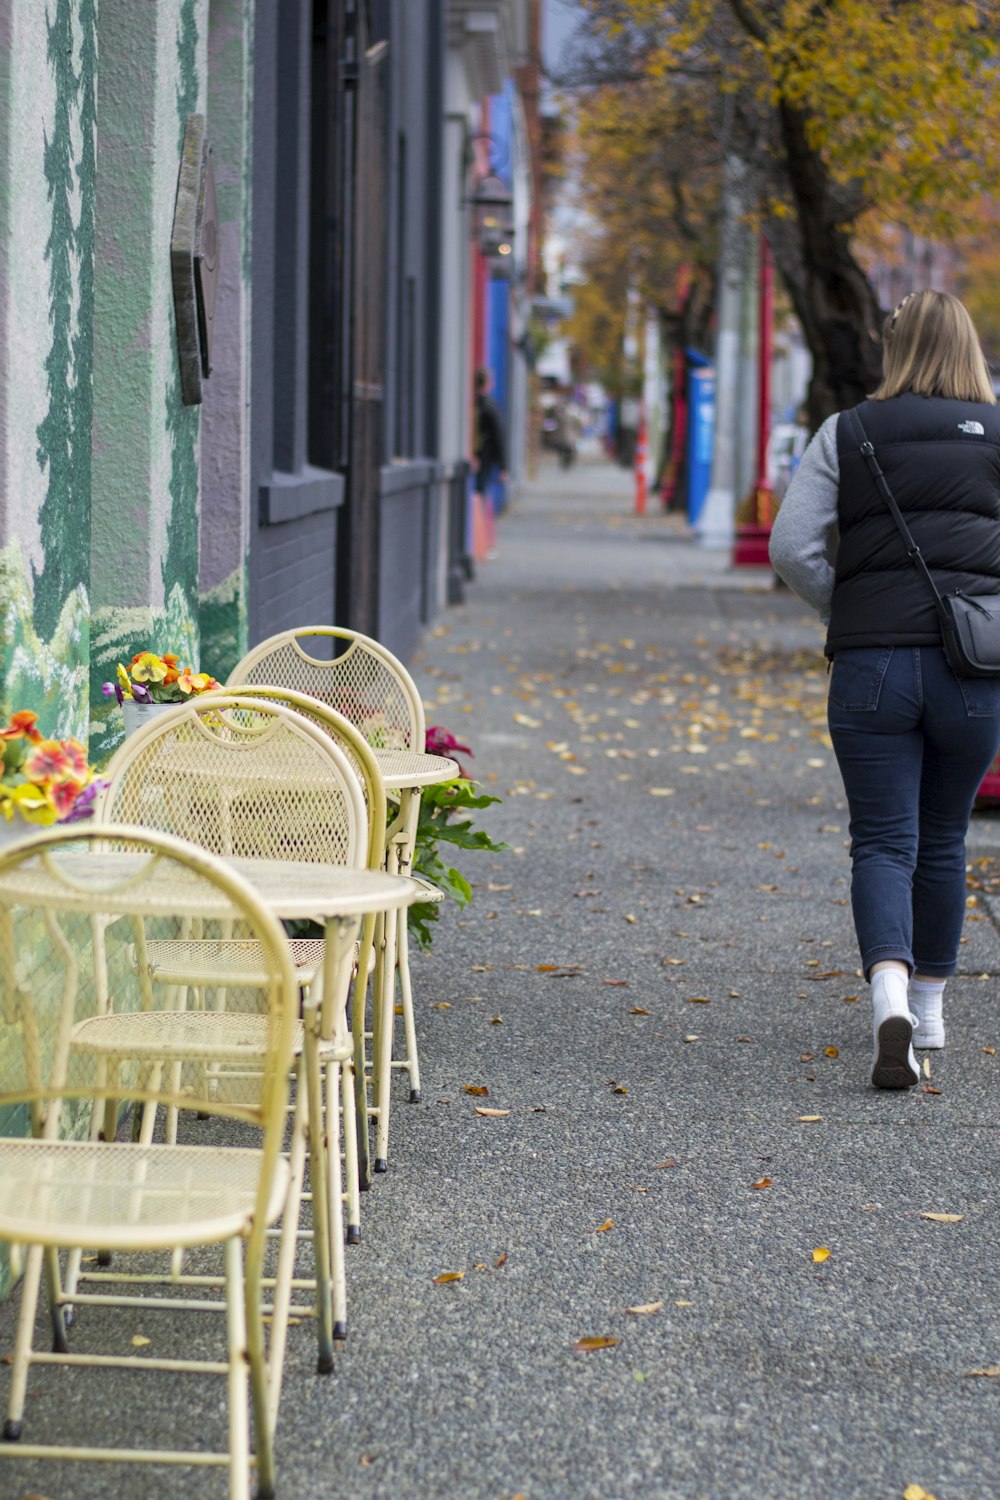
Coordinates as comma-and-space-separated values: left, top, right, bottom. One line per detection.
561, 0, 1000, 426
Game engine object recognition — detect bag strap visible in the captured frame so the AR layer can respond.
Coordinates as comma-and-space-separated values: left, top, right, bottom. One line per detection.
847, 407, 949, 614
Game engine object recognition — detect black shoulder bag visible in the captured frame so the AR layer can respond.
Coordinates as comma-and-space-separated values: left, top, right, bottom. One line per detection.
849, 407, 1000, 678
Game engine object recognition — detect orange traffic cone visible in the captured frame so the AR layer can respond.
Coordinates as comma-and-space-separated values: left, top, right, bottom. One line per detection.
634, 417, 647, 516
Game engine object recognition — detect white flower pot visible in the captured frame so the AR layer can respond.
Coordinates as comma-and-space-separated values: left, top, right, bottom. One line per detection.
121, 699, 184, 738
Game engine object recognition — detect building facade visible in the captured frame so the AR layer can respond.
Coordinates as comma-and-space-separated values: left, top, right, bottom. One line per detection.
0, 0, 532, 757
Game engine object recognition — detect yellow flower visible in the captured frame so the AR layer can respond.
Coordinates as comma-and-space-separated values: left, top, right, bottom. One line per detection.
178, 669, 217, 696
8, 781, 57, 825
116, 663, 134, 698
130, 652, 169, 684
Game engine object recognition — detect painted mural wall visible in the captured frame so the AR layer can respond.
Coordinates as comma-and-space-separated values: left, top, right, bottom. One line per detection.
0, 0, 250, 762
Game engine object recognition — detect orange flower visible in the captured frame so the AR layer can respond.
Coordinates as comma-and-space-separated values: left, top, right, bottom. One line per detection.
23, 740, 73, 783
162, 653, 180, 667
51, 779, 85, 818
1, 710, 42, 742
163, 669, 180, 684
61, 739, 91, 780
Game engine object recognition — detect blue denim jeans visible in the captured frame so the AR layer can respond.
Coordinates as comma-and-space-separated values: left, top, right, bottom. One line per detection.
827, 646, 1000, 979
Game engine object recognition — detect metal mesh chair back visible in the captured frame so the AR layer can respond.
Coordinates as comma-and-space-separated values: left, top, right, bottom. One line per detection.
229, 627, 424, 752
0, 825, 297, 1139
97, 695, 368, 868
216, 685, 388, 870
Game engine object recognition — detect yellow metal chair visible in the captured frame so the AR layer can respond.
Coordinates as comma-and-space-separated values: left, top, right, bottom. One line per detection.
0, 824, 298, 1499
73, 696, 368, 1360
227, 628, 450, 1174
206, 685, 391, 1205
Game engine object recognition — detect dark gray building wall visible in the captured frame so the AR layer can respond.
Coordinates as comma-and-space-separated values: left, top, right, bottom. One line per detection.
245, 0, 446, 660
248, 0, 342, 647
376, 0, 447, 658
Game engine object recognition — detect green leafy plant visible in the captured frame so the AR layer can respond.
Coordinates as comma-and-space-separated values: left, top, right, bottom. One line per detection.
408, 778, 507, 949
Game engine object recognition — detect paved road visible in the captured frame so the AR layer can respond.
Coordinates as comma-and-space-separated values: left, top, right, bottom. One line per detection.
5, 459, 1000, 1500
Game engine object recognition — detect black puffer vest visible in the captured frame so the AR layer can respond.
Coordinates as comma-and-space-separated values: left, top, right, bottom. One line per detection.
825, 393, 1000, 657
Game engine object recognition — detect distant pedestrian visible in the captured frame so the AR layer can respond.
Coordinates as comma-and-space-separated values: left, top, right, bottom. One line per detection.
474, 367, 508, 499
769, 290, 1000, 1089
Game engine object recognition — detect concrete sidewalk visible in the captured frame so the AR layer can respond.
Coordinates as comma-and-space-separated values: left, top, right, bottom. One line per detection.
4, 457, 1000, 1500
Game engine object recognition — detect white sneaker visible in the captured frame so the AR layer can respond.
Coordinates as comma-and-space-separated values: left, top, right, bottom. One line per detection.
909, 980, 945, 1049
871, 975, 920, 1089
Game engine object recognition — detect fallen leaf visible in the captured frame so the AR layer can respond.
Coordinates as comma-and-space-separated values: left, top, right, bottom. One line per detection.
649, 787, 675, 796
683, 1034, 699, 1043
751, 1177, 772, 1190
573, 1335, 620, 1352
922, 1085, 943, 1095
628, 1007, 651, 1016
430, 1001, 451, 1010
432, 1271, 465, 1284
463, 1085, 489, 1097
919, 1212, 964, 1224
594, 1219, 614, 1233
603, 978, 631, 987
626, 1301, 663, 1315
964, 1366, 1000, 1377
983, 1046, 997, 1056
824, 1046, 839, 1058
903, 1487, 940, 1500
798, 1115, 822, 1122
674, 1299, 695, 1307
923, 1057, 931, 1077
612, 1084, 628, 1095
131, 1335, 151, 1347
624, 913, 637, 924
812, 1247, 831, 1263
475, 1106, 511, 1117
687, 996, 710, 1004
496, 1252, 508, 1268
661, 957, 685, 966
490, 1016, 503, 1025
656, 1158, 679, 1169
474, 1262, 488, 1271
842, 995, 859, 1003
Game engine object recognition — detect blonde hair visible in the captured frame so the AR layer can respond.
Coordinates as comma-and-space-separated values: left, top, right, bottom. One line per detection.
872, 289, 996, 404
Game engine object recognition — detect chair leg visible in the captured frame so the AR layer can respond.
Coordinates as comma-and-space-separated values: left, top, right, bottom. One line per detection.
323, 1060, 348, 1339
302, 1026, 335, 1374
351, 963, 373, 1190
340, 1056, 361, 1244
372, 903, 397, 1173
43, 1246, 68, 1354
267, 1074, 313, 1382
396, 917, 421, 1102
224, 1237, 252, 1500
3, 1242, 43, 1440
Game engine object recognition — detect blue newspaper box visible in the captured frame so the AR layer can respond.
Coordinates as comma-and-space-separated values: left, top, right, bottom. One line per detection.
687, 363, 715, 526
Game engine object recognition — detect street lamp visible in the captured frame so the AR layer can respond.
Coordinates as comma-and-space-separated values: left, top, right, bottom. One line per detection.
470, 169, 514, 259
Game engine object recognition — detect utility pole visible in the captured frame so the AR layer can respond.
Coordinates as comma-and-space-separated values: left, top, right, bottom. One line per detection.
695, 160, 747, 549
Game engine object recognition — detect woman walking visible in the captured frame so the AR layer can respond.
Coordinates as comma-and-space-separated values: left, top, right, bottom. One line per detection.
769, 290, 1000, 1089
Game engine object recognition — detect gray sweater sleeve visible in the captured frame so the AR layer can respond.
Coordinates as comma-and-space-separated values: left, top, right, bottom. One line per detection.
768, 414, 840, 619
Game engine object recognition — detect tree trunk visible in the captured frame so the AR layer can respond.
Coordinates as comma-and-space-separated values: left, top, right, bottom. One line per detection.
772, 101, 884, 429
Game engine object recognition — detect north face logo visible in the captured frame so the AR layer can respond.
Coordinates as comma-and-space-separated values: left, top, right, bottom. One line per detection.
958, 420, 985, 435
